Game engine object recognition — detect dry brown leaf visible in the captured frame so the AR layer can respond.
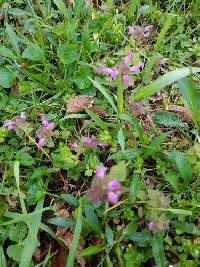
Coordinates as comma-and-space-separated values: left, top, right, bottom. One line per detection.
90, 106, 108, 117
65, 95, 93, 113
168, 105, 194, 122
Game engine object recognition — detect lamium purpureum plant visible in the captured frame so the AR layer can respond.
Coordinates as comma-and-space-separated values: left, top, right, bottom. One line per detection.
88, 165, 124, 205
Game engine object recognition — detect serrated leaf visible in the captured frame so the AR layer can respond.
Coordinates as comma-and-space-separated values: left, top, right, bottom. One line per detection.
152, 235, 166, 267
162, 171, 179, 192
22, 44, 44, 61
6, 24, 20, 54
133, 67, 200, 100
57, 44, 79, 65
9, 223, 27, 242
165, 150, 193, 184
0, 66, 16, 88
7, 244, 23, 263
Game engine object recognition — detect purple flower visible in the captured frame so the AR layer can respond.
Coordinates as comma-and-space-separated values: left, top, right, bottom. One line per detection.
122, 75, 131, 85
144, 24, 153, 32
107, 191, 122, 204
128, 25, 134, 34
124, 51, 133, 64
95, 166, 107, 178
4, 120, 15, 130
70, 143, 79, 148
130, 63, 143, 73
148, 221, 156, 231
145, 178, 151, 185
97, 66, 109, 74
38, 137, 46, 147
98, 143, 109, 148
110, 69, 119, 80
41, 117, 54, 130
83, 136, 93, 144
107, 179, 122, 191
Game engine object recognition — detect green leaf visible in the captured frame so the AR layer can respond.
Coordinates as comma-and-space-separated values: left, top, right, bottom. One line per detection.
143, 132, 169, 159
178, 77, 200, 125
19, 198, 44, 267
165, 150, 193, 184
162, 171, 179, 192
22, 44, 44, 61
66, 203, 82, 267
154, 111, 187, 128
133, 67, 200, 100
109, 148, 140, 161
130, 175, 140, 203
62, 194, 79, 206
57, 44, 79, 65
152, 235, 166, 267
171, 221, 200, 235
9, 223, 28, 242
0, 66, 16, 88
73, 65, 92, 89
7, 244, 23, 263
118, 128, 125, 153
18, 81, 39, 93
84, 204, 101, 234
80, 245, 103, 256
48, 217, 75, 228
89, 79, 118, 113
105, 225, 114, 247
109, 161, 127, 182
0, 246, 7, 267
0, 46, 17, 60
6, 24, 20, 55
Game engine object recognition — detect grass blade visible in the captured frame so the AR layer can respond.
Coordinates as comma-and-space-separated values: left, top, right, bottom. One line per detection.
19, 198, 44, 267
133, 67, 200, 100
13, 161, 27, 214
85, 108, 108, 130
66, 203, 82, 267
89, 78, 118, 113
0, 246, 7, 267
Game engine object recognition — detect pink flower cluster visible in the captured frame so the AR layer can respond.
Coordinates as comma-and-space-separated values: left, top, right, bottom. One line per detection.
69, 136, 109, 150
97, 50, 143, 86
128, 24, 153, 36
4, 112, 28, 130
36, 115, 54, 147
89, 165, 122, 205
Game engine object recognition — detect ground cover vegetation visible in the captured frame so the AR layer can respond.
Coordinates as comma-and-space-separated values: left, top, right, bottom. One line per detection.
0, 0, 200, 266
